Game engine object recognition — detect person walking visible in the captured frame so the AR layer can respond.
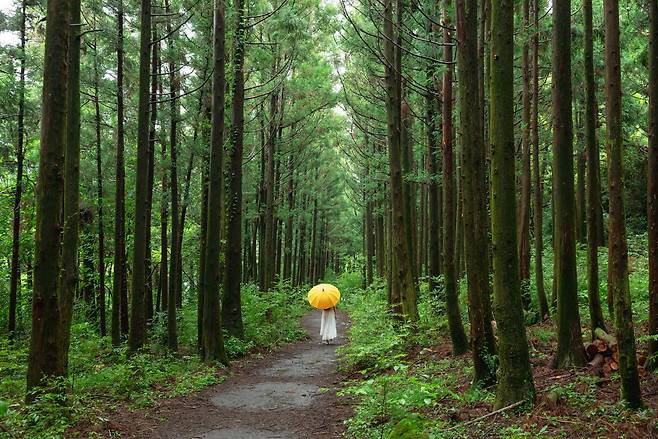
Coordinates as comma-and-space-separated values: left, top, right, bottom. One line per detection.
320, 306, 337, 344
307, 283, 341, 344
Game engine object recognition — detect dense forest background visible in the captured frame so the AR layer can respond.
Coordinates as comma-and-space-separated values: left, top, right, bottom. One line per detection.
0, 0, 657, 437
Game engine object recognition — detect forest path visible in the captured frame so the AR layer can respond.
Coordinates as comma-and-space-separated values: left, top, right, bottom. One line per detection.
112, 312, 350, 438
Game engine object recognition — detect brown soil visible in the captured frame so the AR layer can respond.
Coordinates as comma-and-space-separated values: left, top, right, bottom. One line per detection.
92, 312, 351, 438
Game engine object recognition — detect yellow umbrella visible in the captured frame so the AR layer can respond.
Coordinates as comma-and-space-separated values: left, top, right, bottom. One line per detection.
307, 283, 341, 310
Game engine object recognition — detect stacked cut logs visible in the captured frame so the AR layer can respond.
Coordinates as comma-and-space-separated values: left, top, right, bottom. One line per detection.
585, 328, 647, 377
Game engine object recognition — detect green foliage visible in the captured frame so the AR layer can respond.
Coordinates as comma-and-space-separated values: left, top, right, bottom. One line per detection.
338, 283, 410, 374
387, 414, 429, 439
338, 278, 466, 438
224, 282, 307, 356
0, 282, 308, 438
0, 315, 219, 438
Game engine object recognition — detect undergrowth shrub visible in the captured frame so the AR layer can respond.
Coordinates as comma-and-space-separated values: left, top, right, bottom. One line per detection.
337, 278, 465, 438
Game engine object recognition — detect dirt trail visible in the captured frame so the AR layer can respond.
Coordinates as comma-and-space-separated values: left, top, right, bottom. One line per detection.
109, 312, 350, 438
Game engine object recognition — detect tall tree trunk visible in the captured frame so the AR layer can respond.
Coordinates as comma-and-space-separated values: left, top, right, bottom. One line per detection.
283, 156, 295, 282
263, 76, 279, 292
552, 0, 587, 369
198, 129, 209, 354
575, 108, 587, 244
383, 0, 417, 320
297, 195, 308, 286
532, 0, 549, 320
128, 0, 152, 352
489, 0, 535, 409
9, 0, 27, 336
61, 0, 81, 366
203, 0, 229, 364
166, 0, 179, 351
112, 0, 126, 346
456, 0, 497, 386
384, 0, 399, 312
518, 0, 532, 308
310, 198, 319, 283
419, 162, 428, 277
647, 0, 658, 372
401, 102, 417, 281
178, 149, 195, 306
426, 8, 441, 296
144, 29, 158, 323
604, 0, 642, 408
93, 26, 106, 336
442, 0, 467, 352
583, 0, 606, 335
223, 0, 246, 337
397, 0, 418, 319
375, 188, 385, 279
26, 0, 70, 395
258, 104, 266, 289
243, 214, 251, 283
365, 158, 374, 286
147, 34, 169, 318
455, 160, 465, 278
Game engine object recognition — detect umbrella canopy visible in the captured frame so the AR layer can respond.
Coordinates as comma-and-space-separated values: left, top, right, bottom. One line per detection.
307, 283, 341, 310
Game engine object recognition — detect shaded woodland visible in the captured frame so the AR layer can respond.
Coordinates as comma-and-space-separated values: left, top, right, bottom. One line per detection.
0, 0, 658, 437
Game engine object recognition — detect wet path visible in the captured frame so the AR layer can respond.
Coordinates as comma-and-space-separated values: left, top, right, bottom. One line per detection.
146, 312, 349, 439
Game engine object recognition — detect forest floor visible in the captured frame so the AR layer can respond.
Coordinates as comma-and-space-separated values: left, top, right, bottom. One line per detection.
337, 279, 658, 439
82, 311, 352, 438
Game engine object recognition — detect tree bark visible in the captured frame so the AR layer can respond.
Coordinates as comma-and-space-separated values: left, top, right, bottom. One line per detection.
147, 34, 169, 318
223, 0, 246, 337
262, 71, 279, 292
375, 187, 386, 279
203, 0, 229, 364
426, 9, 441, 296
442, 0, 467, 352
310, 198, 318, 283
297, 195, 308, 286
9, 0, 27, 336
518, 0, 532, 307
93, 25, 106, 336
144, 31, 159, 322
456, 0, 497, 386
178, 150, 195, 311
166, 0, 179, 351
604, 0, 642, 408
27, 0, 70, 395
128, 0, 152, 352
647, 0, 658, 372
61, 0, 81, 366
283, 155, 296, 282
552, 0, 587, 369
532, 0, 549, 320
401, 101, 417, 282
198, 127, 209, 354
419, 160, 428, 277
575, 108, 587, 244
384, 0, 415, 318
365, 155, 374, 286
490, 0, 535, 409
112, 0, 126, 346
583, 0, 606, 336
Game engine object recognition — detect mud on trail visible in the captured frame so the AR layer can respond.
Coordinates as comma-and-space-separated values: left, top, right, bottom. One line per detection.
104, 312, 351, 438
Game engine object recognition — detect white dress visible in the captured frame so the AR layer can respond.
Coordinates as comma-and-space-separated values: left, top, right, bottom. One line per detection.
320, 308, 337, 342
